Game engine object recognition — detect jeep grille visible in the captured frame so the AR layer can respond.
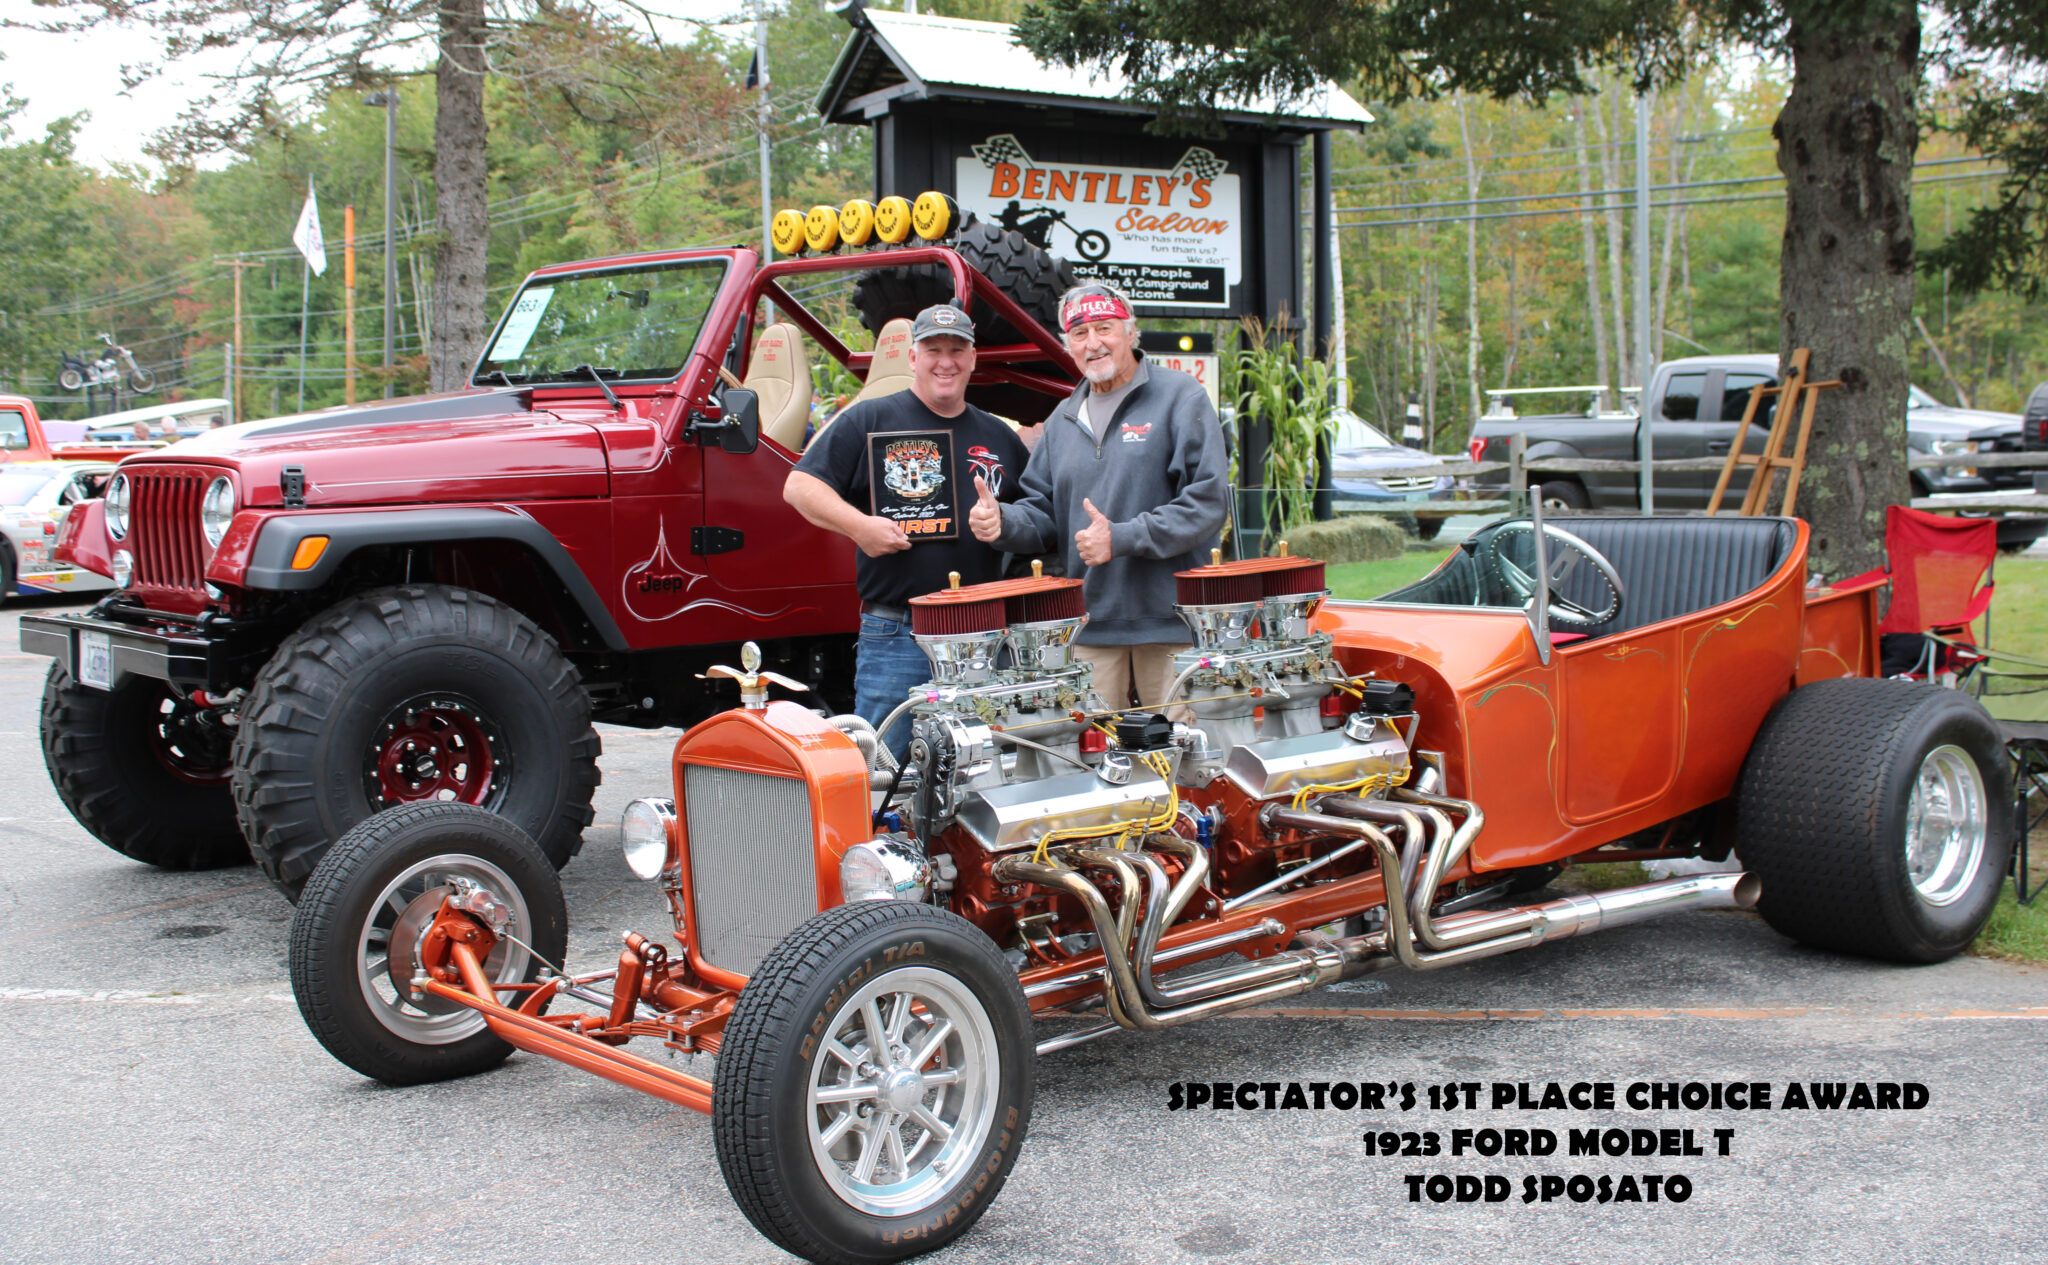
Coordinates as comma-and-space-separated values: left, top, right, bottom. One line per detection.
127, 467, 213, 599
683, 763, 817, 977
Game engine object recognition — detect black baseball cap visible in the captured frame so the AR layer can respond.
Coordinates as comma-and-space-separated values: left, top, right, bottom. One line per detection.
911, 302, 975, 345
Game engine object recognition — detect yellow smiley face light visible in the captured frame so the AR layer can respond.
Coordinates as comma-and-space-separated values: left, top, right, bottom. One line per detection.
873, 195, 914, 244
769, 209, 808, 257
911, 191, 958, 242
838, 199, 877, 247
803, 204, 841, 253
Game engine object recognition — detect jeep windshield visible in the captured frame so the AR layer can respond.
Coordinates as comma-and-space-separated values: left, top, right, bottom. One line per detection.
474, 257, 729, 386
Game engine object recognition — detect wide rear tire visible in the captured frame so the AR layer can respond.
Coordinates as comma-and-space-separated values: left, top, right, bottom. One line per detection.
853, 217, 1076, 346
289, 803, 566, 1085
1737, 678, 2013, 963
713, 901, 1034, 1265
39, 664, 246, 869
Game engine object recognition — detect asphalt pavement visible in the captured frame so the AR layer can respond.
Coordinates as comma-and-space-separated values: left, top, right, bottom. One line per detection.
2, 594, 2045, 1265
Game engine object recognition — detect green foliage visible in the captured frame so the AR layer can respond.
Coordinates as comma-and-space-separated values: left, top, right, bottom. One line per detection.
1233, 317, 1332, 531
0, 90, 111, 389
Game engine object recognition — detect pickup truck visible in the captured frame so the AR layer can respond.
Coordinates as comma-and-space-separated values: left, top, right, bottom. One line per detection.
1, 393, 156, 465
1469, 354, 2046, 549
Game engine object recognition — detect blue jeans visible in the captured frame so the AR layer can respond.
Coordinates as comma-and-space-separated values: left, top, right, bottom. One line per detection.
856, 613, 931, 764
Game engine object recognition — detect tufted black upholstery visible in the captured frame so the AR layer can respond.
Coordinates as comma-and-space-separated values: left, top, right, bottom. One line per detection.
1376, 516, 1799, 640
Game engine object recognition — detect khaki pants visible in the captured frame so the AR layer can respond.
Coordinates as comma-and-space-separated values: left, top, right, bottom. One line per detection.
1074, 642, 1193, 723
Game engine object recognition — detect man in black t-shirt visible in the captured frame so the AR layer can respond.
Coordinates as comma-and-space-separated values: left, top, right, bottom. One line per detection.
785, 303, 1032, 758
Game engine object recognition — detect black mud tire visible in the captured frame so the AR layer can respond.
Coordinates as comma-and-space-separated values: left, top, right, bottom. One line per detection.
713, 902, 1034, 1265
1737, 678, 2014, 963
289, 803, 567, 1085
39, 663, 246, 869
234, 584, 600, 901
853, 217, 1077, 346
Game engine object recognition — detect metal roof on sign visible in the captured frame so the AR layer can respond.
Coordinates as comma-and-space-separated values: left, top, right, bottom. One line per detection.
817, 6, 1373, 132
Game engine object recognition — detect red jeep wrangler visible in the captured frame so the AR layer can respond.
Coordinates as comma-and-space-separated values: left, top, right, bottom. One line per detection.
23, 213, 1079, 896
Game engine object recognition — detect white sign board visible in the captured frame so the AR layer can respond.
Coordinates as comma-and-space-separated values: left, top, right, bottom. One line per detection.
955, 135, 1240, 310
1151, 353, 1220, 411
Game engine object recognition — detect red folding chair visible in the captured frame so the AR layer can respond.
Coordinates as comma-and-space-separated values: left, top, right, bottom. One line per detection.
1838, 505, 1996, 679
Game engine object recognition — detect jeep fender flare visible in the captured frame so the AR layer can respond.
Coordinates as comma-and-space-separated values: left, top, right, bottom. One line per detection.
239, 507, 628, 650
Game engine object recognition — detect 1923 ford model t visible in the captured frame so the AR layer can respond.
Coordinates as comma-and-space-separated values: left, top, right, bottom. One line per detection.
288, 496, 2013, 1264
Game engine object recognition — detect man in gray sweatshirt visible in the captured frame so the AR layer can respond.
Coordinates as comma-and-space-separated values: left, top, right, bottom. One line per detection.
968, 282, 1229, 715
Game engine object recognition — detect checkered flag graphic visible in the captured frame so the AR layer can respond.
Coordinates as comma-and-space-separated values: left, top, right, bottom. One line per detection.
972, 134, 1034, 170
1168, 147, 1228, 182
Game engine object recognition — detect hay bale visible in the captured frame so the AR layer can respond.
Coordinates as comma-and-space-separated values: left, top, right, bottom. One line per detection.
1270, 515, 1406, 564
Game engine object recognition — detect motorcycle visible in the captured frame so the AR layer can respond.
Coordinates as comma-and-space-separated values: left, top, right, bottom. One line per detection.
995, 201, 1111, 263
58, 333, 156, 395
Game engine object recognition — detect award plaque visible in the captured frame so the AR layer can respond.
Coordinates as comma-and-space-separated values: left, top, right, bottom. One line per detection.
867, 428, 960, 540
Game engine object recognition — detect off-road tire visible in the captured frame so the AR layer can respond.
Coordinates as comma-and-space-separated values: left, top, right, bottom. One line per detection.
713, 901, 1034, 1265
1737, 678, 2014, 963
289, 803, 566, 1084
853, 217, 1077, 347
40, 663, 246, 869
234, 584, 600, 901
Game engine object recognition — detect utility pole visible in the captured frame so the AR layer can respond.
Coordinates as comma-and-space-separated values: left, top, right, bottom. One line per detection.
216, 257, 259, 425
344, 205, 357, 404
754, 1, 772, 258
1633, 89, 1655, 515
364, 89, 400, 397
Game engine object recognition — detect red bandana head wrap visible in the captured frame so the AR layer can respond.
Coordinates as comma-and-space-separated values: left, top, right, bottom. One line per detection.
1063, 289, 1131, 332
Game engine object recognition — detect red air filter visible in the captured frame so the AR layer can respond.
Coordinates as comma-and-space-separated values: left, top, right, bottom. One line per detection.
1009, 580, 1085, 624
909, 586, 1010, 636
1177, 572, 1264, 606
1262, 561, 1327, 596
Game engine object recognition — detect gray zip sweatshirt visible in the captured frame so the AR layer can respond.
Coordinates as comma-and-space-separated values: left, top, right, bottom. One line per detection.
995, 357, 1229, 645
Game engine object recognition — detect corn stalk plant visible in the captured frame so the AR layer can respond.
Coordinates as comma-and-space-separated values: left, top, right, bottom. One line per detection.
1232, 317, 1334, 534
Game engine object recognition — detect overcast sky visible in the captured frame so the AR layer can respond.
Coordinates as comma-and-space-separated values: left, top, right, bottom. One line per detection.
1, 4, 767, 172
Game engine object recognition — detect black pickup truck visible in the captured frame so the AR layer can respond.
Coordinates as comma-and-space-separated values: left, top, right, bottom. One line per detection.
1470, 353, 2045, 549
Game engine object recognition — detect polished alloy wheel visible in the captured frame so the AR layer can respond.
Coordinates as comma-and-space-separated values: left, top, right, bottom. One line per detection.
805, 965, 1000, 1216
355, 853, 534, 1044
1904, 744, 1988, 907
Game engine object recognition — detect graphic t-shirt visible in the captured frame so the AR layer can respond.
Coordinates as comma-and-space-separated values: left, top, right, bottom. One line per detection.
796, 390, 1032, 605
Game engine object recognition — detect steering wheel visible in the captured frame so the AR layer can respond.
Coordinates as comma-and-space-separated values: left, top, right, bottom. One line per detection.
1482, 523, 1626, 628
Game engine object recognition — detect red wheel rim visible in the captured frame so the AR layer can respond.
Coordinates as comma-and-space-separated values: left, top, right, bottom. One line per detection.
149, 690, 234, 787
364, 694, 506, 810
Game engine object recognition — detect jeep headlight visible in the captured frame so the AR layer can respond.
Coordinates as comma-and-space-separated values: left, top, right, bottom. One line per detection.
839, 836, 930, 903
201, 476, 235, 548
620, 798, 675, 880
105, 473, 130, 540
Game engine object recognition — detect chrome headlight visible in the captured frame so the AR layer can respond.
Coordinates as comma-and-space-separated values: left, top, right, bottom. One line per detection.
620, 797, 676, 880
104, 473, 130, 540
839, 835, 930, 903
1928, 438, 1980, 456
110, 549, 133, 588
201, 476, 235, 548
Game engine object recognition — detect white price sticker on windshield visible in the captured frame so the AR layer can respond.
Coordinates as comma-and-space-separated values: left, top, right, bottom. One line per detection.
489, 286, 555, 362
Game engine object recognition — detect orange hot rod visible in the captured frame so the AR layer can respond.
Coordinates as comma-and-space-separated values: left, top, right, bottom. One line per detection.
288, 502, 2013, 1264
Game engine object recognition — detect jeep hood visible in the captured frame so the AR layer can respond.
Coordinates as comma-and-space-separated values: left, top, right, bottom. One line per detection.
143, 388, 610, 507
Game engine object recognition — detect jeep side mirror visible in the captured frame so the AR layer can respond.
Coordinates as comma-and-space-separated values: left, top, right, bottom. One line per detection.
717, 387, 761, 454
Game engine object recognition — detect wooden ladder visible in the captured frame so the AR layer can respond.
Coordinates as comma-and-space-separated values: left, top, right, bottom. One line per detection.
1704, 347, 1843, 517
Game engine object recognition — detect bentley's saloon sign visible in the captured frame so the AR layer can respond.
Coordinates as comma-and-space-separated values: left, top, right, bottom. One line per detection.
955, 135, 1242, 310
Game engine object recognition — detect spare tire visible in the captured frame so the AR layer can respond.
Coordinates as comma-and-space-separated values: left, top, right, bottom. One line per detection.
853, 216, 1077, 345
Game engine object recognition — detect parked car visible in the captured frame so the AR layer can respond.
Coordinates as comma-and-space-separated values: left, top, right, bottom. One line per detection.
0, 461, 116, 600
1327, 407, 1460, 539
284, 509, 2008, 1264
1469, 355, 2047, 550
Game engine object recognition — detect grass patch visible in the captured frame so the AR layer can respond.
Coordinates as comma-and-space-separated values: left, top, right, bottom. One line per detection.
1555, 861, 1648, 893
1327, 549, 1453, 601
1976, 883, 2048, 963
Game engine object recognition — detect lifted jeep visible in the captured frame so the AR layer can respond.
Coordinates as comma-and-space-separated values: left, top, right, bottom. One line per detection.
23, 210, 1081, 897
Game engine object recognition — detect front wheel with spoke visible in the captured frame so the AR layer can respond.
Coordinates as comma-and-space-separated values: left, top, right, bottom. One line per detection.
289, 803, 567, 1084
714, 902, 1033, 1265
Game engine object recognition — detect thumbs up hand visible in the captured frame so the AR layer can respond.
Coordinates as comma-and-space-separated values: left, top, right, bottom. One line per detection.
968, 474, 1004, 543
1075, 497, 1114, 567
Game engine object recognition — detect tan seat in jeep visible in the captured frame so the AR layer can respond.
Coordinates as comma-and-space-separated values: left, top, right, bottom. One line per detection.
746, 322, 814, 452
806, 319, 914, 450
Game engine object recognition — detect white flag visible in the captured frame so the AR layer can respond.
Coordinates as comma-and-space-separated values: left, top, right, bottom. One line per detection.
292, 179, 328, 276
